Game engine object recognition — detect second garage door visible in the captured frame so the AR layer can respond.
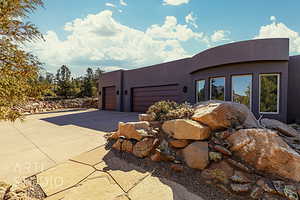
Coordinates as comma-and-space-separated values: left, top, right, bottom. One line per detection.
132, 85, 180, 112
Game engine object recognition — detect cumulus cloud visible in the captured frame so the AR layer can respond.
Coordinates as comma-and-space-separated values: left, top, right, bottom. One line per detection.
105, 3, 116, 8
255, 16, 300, 53
26, 10, 230, 75
210, 30, 230, 43
120, 0, 127, 6
163, 0, 190, 6
185, 12, 198, 28
102, 66, 127, 72
270, 16, 276, 22
26, 10, 195, 75
146, 16, 202, 41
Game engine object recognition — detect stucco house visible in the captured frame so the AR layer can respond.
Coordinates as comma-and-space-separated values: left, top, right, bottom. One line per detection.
98, 38, 300, 123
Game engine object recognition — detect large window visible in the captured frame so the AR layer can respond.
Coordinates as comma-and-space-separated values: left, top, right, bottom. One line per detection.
259, 74, 280, 114
232, 75, 252, 109
196, 80, 205, 103
210, 77, 225, 101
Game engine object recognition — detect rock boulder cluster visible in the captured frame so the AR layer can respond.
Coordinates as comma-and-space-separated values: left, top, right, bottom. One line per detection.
108, 101, 300, 199
15, 98, 98, 115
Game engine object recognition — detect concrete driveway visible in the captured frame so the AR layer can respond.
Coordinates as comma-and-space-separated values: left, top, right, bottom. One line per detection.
0, 109, 138, 184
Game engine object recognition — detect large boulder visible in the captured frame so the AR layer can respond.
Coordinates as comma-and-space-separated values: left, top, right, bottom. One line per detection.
117, 121, 150, 141
226, 129, 300, 182
182, 142, 209, 170
162, 119, 211, 140
192, 101, 259, 131
261, 118, 299, 137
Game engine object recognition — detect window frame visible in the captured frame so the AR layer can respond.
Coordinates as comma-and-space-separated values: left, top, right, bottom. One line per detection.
195, 79, 206, 103
231, 74, 253, 110
210, 76, 226, 101
259, 73, 280, 114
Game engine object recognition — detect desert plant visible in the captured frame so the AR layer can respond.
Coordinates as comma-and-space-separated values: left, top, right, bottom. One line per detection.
146, 101, 194, 121
164, 102, 194, 120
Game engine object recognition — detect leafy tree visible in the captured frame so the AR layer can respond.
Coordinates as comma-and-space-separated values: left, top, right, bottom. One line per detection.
27, 75, 55, 98
45, 72, 54, 84
0, 0, 44, 121
69, 77, 83, 97
94, 67, 104, 96
82, 68, 94, 97
94, 67, 104, 80
56, 65, 72, 98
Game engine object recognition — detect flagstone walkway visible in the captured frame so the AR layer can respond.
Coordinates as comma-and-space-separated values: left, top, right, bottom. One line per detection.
35, 145, 204, 200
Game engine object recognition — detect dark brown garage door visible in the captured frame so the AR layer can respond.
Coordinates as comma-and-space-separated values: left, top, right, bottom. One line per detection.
104, 86, 116, 110
132, 85, 180, 112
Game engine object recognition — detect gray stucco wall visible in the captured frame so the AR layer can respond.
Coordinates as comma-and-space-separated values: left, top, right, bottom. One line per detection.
288, 55, 300, 123
190, 38, 289, 72
98, 70, 123, 111
99, 38, 292, 122
122, 58, 193, 112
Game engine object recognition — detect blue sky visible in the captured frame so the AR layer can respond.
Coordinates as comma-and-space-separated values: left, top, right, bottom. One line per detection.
26, 0, 300, 76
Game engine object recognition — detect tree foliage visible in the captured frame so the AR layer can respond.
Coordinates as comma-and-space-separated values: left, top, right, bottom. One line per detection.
39, 66, 103, 99
0, 0, 44, 121
55, 65, 72, 98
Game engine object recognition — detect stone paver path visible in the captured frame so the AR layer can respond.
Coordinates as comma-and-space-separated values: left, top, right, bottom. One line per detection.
35, 145, 204, 200
0, 109, 138, 184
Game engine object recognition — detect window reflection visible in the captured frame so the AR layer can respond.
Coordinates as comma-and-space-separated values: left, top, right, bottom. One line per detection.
260, 74, 280, 113
210, 77, 225, 101
196, 80, 205, 103
232, 75, 252, 109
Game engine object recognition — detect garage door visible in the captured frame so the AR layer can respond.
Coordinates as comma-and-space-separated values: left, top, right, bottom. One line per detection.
132, 85, 180, 112
104, 86, 116, 110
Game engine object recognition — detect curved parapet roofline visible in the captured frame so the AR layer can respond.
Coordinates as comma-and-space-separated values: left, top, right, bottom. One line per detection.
190, 38, 289, 73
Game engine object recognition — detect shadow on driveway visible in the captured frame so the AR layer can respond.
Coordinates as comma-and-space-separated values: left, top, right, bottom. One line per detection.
40, 110, 139, 132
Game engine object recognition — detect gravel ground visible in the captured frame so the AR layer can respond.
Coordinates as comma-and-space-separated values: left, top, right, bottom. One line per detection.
25, 176, 46, 200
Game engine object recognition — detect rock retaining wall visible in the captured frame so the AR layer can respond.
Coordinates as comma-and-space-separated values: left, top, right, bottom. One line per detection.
107, 101, 300, 200
15, 98, 98, 115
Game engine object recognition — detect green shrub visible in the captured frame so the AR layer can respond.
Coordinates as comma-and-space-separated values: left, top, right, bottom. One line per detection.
146, 101, 194, 121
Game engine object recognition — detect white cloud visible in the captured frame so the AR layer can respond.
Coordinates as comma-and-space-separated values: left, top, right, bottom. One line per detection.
26, 10, 230, 75
120, 0, 127, 6
210, 30, 230, 43
105, 3, 116, 8
270, 16, 276, 22
102, 66, 127, 72
146, 16, 202, 41
26, 10, 193, 75
185, 12, 198, 28
163, 0, 190, 6
255, 17, 300, 53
